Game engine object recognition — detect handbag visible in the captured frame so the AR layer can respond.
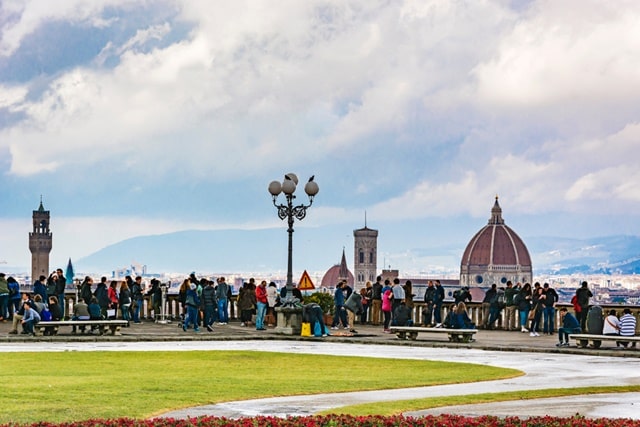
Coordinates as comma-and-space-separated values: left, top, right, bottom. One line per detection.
106, 309, 116, 318
527, 307, 536, 321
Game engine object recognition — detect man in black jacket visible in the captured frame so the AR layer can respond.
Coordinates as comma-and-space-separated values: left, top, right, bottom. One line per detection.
370, 276, 383, 326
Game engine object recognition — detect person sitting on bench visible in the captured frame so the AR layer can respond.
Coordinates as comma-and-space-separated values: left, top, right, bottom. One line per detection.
392, 301, 413, 327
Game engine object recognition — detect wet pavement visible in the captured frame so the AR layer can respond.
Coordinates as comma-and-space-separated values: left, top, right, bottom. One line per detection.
1, 319, 640, 420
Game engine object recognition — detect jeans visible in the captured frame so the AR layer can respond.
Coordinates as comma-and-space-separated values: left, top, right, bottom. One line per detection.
217, 298, 228, 323
433, 302, 443, 324
256, 301, 267, 329
360, 304, 369, 324
332, 305, 347, 327
133, 298, 143, 322
519, 309, 530, 328
121, 304, 131, 321
185, 305, 199, 331
422, 303, 433, 326
58, 293, 65, 318
0, 294, 8, 319
383, 310, 391, 329
530, 308, 542, 333
204, 305, 216, 328
23, 319, 36, 334
543, 306, 555, 333
488, 306, 501, 328
559, 326, 581, 343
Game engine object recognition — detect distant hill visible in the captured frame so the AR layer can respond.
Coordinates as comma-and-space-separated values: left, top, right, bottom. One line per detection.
77, 228, 640, 276
76, 227, 351, 275
527, 235, 640, 274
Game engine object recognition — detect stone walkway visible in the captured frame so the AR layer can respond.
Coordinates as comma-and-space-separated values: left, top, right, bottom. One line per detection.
2, 320, 640, 419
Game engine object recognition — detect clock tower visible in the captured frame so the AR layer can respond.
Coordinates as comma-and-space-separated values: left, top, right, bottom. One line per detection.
353, 218, 378, 291
29, 199, 53, 282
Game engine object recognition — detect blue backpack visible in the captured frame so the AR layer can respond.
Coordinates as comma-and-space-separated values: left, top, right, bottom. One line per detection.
41, 308, 52, 321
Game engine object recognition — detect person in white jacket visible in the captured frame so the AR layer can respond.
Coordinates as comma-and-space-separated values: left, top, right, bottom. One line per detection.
602, 309, 620, 336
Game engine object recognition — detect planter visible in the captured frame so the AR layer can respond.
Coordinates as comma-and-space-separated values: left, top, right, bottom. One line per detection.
324, 313, 333, 326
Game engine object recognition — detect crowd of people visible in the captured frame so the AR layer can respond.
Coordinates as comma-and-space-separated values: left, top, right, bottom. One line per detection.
1, 270, 638, 345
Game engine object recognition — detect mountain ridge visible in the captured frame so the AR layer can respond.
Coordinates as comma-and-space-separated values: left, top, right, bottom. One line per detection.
76, 228, 640, 276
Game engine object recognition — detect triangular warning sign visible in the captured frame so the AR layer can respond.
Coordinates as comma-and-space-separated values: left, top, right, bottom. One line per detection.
298, 270, 315, 290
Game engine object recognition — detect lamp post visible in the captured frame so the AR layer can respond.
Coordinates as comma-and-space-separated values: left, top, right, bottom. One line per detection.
268, 173, 319, 306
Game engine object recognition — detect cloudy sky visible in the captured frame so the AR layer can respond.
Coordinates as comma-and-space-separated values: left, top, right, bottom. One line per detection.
1, 0, 640, 273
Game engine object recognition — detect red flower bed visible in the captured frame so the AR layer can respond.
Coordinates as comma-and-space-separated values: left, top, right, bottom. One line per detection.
2, 415, 640, 427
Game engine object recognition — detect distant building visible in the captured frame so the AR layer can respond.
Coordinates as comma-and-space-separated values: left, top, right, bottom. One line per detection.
112, 261, 148, 279
320, 249, 354, 288
460, 196, 532, 287
29, 199, 52, 281
353, 222, 378, 290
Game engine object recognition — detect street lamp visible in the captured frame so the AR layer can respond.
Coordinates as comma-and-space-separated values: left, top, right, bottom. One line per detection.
268, 173, 319, 306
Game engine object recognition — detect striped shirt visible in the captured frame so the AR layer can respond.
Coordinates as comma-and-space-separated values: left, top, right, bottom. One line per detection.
619, 313, 637, 337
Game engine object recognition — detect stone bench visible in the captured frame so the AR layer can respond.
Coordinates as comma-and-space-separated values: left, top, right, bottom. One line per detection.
389, 326, 477, 343
36, 320, 128, 336
569, 333, 640, 349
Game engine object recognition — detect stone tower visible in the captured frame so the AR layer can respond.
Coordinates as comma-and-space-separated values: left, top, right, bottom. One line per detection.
353, 219, 378, 291
29, 199, 52, 282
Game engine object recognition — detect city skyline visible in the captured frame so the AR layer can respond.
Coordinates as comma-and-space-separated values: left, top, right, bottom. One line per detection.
1, 1, 640, 271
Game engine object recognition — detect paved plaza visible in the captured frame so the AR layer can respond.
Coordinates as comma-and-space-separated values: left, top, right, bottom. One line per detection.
2, 319, 640, 420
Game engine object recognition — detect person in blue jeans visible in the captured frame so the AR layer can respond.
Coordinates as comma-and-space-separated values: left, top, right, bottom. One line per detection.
542, 283, 558, 334
331, 281, 348, 329
557, 307, 581, 347
255, 280, 268, 330
183, 282, 200, 332
215, 277, 230, 324
21, 301, 41, 336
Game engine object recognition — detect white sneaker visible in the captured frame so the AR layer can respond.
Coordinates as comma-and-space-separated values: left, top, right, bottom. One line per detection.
529, 332, 535, 337
435, 323, 442, 328
331, 326, 338, 330
534, 332, 540, 337
521, 327, 529, 333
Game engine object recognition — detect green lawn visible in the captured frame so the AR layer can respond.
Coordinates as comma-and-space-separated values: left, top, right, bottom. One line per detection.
326, 385, 640, 416
4, 350, 521, 424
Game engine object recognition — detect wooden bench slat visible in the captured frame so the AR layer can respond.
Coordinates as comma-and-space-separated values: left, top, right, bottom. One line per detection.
389, 326, 476, 343
569, 334, 639, 349
35, 320, 127, 336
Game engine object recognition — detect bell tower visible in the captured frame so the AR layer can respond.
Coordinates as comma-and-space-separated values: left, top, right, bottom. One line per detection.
353, 214, 378, 291
29, 198, 53, 282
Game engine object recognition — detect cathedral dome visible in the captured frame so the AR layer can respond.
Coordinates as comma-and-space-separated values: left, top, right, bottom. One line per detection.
320, 249, 355, 288
460, 197, 532, 286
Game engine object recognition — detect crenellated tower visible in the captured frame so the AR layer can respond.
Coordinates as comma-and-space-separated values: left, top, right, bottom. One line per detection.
29, 198, 52, 282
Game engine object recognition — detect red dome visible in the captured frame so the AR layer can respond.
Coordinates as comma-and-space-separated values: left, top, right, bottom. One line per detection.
460, 197, 532, 286
461, 223, 531, 266
320, 264, 355, 288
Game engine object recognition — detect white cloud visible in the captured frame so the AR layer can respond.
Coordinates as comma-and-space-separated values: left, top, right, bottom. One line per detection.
0, 0, 142, 56
3, 0, 640, 233
473, 0, 640, 132
0, 84, 27, 108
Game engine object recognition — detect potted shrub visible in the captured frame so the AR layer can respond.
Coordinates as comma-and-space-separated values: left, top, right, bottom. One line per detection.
303, 292, 334, 325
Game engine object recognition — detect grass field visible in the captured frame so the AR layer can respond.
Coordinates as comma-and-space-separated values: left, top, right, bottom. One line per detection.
5, 350, 521, 424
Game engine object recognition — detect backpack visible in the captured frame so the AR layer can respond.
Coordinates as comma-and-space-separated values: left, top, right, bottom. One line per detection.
41, 308, 52, 321
453, 289, 461, 301
571, 295, 581, 313
496, 290, 506, 308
